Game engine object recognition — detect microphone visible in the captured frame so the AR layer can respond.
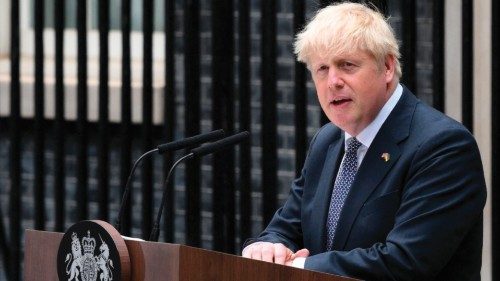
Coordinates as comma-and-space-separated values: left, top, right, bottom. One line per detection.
114, 129, 225, 232
149, 131, 250, 241
157, 129, 225, 153
190, 131, 250, 157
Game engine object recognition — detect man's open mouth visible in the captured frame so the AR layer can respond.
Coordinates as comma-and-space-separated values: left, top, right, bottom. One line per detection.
331, 98, 352, 106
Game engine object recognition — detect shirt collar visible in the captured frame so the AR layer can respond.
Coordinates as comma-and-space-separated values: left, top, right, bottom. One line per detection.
345, 84, 403, 148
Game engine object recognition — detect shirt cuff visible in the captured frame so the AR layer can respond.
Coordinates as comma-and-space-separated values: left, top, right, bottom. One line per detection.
291, 257, 306, 269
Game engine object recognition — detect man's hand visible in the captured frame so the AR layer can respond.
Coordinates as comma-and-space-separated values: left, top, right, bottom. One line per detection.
242, 242, 310, 266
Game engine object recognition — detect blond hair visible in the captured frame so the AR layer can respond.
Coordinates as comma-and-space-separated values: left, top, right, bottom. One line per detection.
294, 2, 401, 78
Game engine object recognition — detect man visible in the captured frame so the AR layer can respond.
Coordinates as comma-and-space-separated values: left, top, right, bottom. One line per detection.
242, 2, 486, 280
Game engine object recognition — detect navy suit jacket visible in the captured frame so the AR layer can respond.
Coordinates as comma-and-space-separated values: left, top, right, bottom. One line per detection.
247, 87, 486, 280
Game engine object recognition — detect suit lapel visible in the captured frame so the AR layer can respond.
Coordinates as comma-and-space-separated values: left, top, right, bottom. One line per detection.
310, 133, 344, 254
330, 89, 417, 250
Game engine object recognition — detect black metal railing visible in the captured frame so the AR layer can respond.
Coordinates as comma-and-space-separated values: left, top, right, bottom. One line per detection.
76, 0, 89, 222
54, 0, 66, 234
98, 0, 111, 222
34, 0, 46, 231
462, 0, 474, 132
212, 0, 236, 253
119, 0, 133, 236
237, 0, 252, 247
8, 0, 21, 279
162, 0, 176, 245
184, 0, 201, 247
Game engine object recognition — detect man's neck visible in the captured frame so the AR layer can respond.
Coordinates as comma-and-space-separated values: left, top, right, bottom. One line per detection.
387, 79, 399, 96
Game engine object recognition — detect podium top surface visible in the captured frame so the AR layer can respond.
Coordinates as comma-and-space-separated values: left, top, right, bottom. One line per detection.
24, 229, 359, 281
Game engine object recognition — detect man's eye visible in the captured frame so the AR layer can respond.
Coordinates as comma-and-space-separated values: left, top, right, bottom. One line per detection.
340, 62, 356, 69
317, 65, 328, 73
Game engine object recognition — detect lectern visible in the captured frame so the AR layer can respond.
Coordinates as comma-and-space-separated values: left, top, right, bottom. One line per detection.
24, 229, 359, 281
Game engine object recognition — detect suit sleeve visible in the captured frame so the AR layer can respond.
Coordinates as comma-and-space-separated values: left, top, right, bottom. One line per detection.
304, 127, 487, 280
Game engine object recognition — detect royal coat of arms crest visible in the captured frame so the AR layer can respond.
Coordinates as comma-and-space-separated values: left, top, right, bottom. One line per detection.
57, 220, 129, 281
64, 230, 114, 281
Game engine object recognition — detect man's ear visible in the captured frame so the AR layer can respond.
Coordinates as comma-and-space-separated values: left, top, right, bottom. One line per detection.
384, 54, 395, 82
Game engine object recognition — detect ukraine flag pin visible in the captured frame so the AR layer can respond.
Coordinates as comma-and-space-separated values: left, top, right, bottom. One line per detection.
381, 152, 390, 162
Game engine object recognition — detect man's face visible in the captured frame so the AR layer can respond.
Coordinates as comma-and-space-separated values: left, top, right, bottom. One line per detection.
310, 50, 395, 136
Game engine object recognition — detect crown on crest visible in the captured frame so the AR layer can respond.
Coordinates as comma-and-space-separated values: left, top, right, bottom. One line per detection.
82, 230, 96, 254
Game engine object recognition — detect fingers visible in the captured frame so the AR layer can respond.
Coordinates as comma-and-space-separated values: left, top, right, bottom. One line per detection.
251, 245, 263, 261
242, 242, 267, 261
273, 244, 291, 265
293, 248, 310, 259
242, 242, 293, 265
284, 248, 310, 267
242, 242, 261, 258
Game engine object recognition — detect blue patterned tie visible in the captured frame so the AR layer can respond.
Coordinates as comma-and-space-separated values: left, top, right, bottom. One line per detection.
326, 137, 362, 250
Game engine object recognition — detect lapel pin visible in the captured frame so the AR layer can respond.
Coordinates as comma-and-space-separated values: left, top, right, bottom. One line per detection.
381, 152, 390, 162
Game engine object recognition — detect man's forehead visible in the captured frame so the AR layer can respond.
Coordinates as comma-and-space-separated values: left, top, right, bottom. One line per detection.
309, 49, 371, 63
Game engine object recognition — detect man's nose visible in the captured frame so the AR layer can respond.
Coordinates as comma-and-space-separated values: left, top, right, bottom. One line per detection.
327, 68, 344, 89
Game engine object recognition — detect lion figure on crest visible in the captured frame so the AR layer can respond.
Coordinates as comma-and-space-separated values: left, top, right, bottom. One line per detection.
65, 232, 83, 281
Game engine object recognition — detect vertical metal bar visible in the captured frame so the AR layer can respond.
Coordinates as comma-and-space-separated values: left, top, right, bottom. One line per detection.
54, 0, 66, 232
491, 0, 500, 278
261, 0, 277, 225
163, 0, 176, 243
184, 0, 201, 247
293, 0, 307, 177
34, 0, 46, 231
212, 0, 235, 253
432, 0, 444, 112
76, 0, 89, 221
98, 0, 110, 221
119, 0, 133, 235
9, 0, 21, 279
238, 0, 252, 248
142, 0, 154, 239
462, 0, 473, 131
401, 0, 416, 93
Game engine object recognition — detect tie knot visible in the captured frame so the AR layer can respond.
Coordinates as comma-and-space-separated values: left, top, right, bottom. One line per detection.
346, 138, 362, 154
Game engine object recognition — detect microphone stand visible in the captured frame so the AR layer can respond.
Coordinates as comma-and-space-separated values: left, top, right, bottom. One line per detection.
149, 153, 194, 242
115, 148, 158, 232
